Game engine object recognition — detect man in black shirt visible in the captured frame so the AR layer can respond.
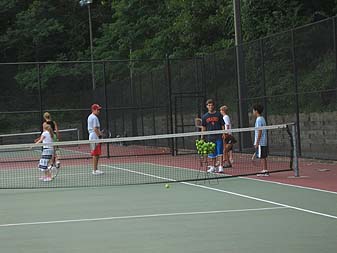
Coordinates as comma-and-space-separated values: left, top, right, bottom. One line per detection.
201, 99, 225, 173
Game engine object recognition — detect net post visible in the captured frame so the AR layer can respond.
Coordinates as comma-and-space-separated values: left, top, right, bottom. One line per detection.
291, 123, 299, 177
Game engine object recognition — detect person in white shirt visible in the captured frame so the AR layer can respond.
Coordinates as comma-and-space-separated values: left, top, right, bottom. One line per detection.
35, 124, 54, 181
87, 104, 104, 175
220, 105, 237, 168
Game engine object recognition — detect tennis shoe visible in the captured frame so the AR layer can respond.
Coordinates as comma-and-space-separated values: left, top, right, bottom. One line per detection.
207, 166, 216, 173
257, 170, 269, 176
43, 176, 52, 182
92, 169, 104, 175
217, 166, 224, 173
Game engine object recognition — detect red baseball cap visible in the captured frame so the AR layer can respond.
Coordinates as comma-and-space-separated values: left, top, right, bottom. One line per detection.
91, 104, 102, 110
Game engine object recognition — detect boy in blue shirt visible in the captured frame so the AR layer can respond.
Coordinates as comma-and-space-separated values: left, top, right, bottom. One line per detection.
253, 104, 269, 176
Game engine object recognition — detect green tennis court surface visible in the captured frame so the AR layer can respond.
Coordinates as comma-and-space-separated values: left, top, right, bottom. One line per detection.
1, 177, 336, 253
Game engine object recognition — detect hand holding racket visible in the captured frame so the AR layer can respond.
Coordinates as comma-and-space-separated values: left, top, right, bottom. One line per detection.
100, 129, 112, 139
49, 164, 60, 179
251, 150, 261, 167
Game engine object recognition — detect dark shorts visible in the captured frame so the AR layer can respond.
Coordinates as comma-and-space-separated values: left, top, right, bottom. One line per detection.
224, 134, 237, 145
255, 145, 268, 159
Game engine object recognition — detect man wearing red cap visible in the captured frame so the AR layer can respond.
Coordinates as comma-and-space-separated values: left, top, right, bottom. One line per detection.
87, 104, 104, 175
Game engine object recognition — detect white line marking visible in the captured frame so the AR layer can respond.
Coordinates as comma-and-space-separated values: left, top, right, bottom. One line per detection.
103, 165, 337, 220
145, 162, 337, 195
241, 177, 337, 194
0, 207, 286, 228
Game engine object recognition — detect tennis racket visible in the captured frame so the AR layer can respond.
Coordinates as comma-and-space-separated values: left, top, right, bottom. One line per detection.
101, 129, 112, 139
251, 151, 261, 167
49, 165, 59, 179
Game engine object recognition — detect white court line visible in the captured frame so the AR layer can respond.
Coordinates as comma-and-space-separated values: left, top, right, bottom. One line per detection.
0, 207, 286, 228
144, 162, 337, 195
103, 165, 337, 220
242, 177, 337, 195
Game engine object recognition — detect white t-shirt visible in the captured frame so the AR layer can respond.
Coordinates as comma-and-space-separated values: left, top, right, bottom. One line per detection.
42, 131, 53, 149
223, 115, 232, 134
87, 113, 100, 140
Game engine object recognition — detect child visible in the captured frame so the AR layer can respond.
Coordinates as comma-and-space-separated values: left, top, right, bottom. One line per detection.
35, 124, 54, 181
43, 112, 60, 169
252, 104, 269, 176
220, 105, 237, 168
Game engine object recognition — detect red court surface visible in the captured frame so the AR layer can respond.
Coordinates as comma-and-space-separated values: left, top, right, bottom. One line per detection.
250, 159, 337, 192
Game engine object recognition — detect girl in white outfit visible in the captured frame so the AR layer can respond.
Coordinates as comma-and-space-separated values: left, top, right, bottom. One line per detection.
35, 124, 54, 181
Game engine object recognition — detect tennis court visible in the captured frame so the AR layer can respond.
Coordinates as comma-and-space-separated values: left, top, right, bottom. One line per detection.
0, 124, 336, 252
1, 175, 336, 253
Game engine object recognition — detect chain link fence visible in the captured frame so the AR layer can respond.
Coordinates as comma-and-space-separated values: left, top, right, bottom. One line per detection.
1, 17, 336, 160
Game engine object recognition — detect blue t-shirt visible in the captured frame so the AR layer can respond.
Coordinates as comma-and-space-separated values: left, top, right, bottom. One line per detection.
201, 111, 224, 141
254, 116, 267, 146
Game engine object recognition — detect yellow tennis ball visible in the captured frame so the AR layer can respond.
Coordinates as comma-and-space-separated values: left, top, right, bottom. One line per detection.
165, 183, 170, 189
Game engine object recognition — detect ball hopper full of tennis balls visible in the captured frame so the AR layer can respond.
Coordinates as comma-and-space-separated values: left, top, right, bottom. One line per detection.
195, 139, 216, 156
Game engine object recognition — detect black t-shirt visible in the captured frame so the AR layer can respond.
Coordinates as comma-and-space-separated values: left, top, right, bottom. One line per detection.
201, 111, 224, 141
45, 120, 56, 133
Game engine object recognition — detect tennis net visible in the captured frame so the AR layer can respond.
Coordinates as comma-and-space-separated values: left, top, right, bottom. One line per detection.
0, 123, 298, 188
0, 128, 80, 145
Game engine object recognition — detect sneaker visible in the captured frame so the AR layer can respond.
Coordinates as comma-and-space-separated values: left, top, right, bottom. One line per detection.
39, 176, 46, 181
217, 166, 224, 173
257, 170, 269, 176
92, 169, 104, 175
56, 161, 61, 169
207, 166, 216, 173
43, 176, 52, 182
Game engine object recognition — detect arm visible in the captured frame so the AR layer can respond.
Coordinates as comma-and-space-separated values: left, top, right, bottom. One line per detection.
201, 126, 206, 139
35, 135, 45, 144
54, 121, 60, 140
255, 130, 262, 148
94, 127, 102, 138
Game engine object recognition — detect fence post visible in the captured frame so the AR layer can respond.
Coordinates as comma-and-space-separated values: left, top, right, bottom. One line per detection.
166, 55, 175, 155
291, 30, 302, 156
333, 17, 337, 91
259, 38, 268, 123
102, 61, 110, 158
37, 63, 43, 131
291, 123, 299, 177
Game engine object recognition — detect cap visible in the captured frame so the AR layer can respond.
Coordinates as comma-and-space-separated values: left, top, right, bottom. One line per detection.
91, 104, 102, 110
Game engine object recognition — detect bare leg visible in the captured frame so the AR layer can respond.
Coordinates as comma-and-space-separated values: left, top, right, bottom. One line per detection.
224, 144, 232, 167
93, 155, 99, 171
263, 158, 267, 171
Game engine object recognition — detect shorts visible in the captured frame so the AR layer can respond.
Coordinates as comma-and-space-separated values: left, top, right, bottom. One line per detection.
224, 134, 237, 145
208, 139, 223, 159
90, 143, 101, 156
38, 148, 53, 171
255, 145, 268, 159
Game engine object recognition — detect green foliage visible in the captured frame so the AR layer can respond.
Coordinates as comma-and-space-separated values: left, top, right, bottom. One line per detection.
0, 0, 336, 115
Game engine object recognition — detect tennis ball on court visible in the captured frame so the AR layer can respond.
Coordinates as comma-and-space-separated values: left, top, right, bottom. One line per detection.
165, 183, 170, 189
